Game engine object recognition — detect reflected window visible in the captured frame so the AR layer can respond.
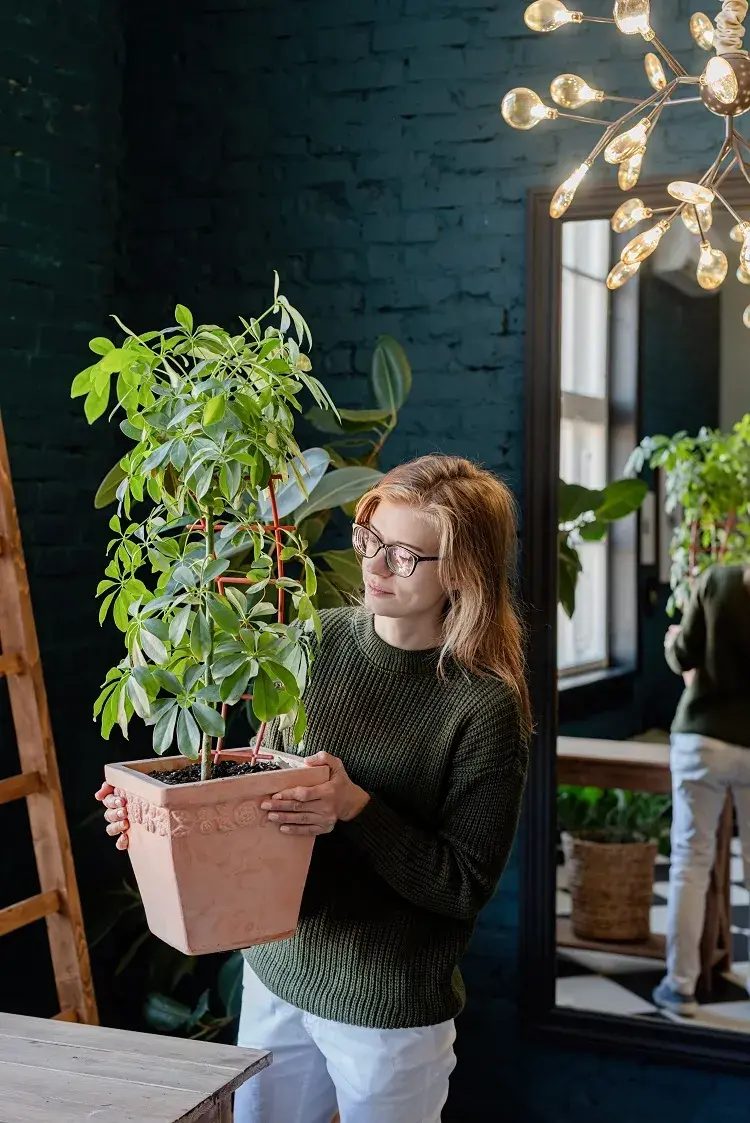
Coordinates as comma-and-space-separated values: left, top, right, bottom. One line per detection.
558, 219, 611, 675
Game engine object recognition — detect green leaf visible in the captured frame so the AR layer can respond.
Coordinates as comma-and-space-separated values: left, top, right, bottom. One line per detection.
207, 596, 241, 634
255, 448, 331, 522
169, 606, 192, 647
220, 661, 252, 704
95, 462, 127, 509
89, 336, 115, 356
140, 627, 168, 665
176, 707, 201, 758
305, 407, 390, 436
595, 477, 649, 521
84, 384, 110, 424
371, 335, 412, 413
126, 676, 151, 719
203, 395, 226, 427
251, 667, 278, 722
144, 992, 192, 1033
294, 467, 383, 523
71, 365, 96, 398
264, 661, 300, 698
153, 704, 178, 755
579, 520, 608, 542
175, 304, 194, 333
319, 549, 362, 589
173, 565, 197, 589
192, 702, 224, 737
153, 668, 182, 695
190, 612, 212, 661
558, 480, 605, 524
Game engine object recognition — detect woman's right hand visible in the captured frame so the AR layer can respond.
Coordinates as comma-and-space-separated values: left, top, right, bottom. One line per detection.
94, 782, 130, 850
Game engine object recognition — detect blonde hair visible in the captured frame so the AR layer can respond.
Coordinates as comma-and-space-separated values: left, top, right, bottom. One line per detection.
355, 454, 532, 737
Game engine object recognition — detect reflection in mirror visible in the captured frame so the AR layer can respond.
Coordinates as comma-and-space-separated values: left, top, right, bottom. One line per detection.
554, 208, 750, 1037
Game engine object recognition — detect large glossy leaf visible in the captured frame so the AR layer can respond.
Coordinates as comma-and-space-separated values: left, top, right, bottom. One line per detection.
595, 478, 648, 521
95, 462, 128, 509
371, 335, 412, 414
144, 992, 192, 1033
306, 406, 391, 435
558, 538, 582, 619
319, 549, 363, 590
294, 467, 383, 523
255, 448, 330, 522
558, 480, 605, 524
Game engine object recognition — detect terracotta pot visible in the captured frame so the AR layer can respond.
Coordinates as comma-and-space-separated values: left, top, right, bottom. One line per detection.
104, 751, 328, 955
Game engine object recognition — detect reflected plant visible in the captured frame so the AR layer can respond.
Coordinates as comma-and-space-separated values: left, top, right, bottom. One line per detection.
626, 415, 750, 613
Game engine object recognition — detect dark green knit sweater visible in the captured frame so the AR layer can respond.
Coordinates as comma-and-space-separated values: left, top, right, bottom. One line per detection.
244, 606, 528, 1029
667, 565, 750, 748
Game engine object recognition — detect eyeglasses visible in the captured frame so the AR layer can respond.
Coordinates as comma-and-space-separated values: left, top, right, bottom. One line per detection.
351, 523, 440, 579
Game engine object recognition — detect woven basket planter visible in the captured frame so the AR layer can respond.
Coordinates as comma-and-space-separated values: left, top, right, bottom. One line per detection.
567, 833, 658, 942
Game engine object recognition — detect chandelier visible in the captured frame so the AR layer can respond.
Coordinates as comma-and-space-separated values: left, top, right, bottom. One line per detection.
502, 1, 750, 327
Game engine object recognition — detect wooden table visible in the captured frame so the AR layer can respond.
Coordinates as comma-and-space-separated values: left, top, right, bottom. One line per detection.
557, 736, 733, 991
0, 1012, 270, 1123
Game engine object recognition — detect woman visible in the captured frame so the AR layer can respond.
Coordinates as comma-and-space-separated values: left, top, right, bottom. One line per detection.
654, 564, 750, 1017
96, 454, 531, 1123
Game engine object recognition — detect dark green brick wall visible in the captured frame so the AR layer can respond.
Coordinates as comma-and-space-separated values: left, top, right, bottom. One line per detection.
2, 0, 748, 1115
0, 0, 127, 1018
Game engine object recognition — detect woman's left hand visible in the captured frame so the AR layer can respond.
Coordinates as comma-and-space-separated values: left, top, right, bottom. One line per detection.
261, 752, 370, 836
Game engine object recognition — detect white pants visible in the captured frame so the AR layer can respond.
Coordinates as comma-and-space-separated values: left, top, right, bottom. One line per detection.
234, 964, 456, 1123
667, 733, 750, 995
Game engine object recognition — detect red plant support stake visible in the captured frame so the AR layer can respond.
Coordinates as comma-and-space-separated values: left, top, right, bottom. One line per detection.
212, 475, 294, 767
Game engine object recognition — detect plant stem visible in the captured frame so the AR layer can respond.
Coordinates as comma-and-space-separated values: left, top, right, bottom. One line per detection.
200, 513, 216, 782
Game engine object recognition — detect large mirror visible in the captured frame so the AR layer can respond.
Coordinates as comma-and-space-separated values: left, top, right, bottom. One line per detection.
521, 174, 750, 1071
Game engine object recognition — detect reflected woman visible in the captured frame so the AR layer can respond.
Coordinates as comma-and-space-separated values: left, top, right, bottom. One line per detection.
655, 564, 750, 1017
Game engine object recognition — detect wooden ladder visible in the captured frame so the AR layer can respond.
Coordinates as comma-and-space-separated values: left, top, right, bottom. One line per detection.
0, 414, 98, 1024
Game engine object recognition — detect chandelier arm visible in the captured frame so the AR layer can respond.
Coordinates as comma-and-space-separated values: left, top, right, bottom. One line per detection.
587, 88, 665, 161
713, 186, 746, 224
712, 0, 748, 56
712, 153, 740, 188
582, 16, 616, 24
606, 95, 649, 104
734, 131, 750, 153
693, 204, 708, 240
649, 34, 688, 78
731, 138, 750, 190
556, 112, 618, 125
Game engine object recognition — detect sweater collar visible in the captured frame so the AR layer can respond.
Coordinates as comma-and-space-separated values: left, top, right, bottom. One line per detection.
351, 610, 442, 676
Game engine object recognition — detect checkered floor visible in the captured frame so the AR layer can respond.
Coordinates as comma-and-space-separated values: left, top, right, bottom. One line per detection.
557, 838, 750, 1033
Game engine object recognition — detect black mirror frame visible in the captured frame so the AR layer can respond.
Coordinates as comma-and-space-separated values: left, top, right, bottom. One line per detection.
519, 174, 750, 1075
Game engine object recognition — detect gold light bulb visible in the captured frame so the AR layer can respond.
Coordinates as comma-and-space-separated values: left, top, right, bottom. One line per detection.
730, 222, 747, 243
501, 88, 556, 129
549, 162, 591, 218
618, 150, 644, 190
524, 0, 582, 31
644, 52, 667, 90
690, 12, 714, 50
702, 56, 739, 105
737, 265, 750, 285
606, 260, 641, 290
605, 119, 651, 164
621, 220, 669, 265
741, 227, 750, 273
667, 181, 715, 205
614, 0, 653, 38
550, 74, 603, 108
696, 241, 728, 290
681, 203, 713, 235
744, 305, 750, 329
611, 198, 653, 233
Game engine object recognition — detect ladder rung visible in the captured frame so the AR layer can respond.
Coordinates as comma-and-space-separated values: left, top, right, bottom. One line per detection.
52, 1008, 78, 1022
0, 771, 42, 806
0, 890, 61, 937
0, 652, 24, 677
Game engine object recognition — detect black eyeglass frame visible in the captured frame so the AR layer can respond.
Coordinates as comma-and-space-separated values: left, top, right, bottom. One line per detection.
351, 523, 441, 578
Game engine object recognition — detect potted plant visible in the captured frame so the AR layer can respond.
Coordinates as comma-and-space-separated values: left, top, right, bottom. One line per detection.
558, 785, 671, 942
72, 276, 338, 955
626, 416, 750, 614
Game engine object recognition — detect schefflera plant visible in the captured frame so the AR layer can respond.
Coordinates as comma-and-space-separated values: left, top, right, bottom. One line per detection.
72, 276, 337, 781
